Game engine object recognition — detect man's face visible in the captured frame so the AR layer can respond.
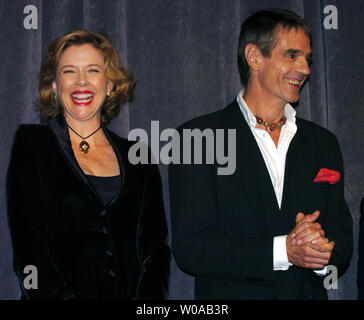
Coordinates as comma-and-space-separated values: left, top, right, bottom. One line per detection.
257, 26, 311, 104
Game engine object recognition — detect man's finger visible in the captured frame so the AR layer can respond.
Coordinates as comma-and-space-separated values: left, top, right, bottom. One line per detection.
310, 241, 335, 253
293, 222, 322, 239
297, 244, 332, 261
305, 263, 327, 269
295, 212, 305, 224
296, 231, 323, 245
312, 237, 329, 245
291, 211, 322, 242
296, 210, 320, 226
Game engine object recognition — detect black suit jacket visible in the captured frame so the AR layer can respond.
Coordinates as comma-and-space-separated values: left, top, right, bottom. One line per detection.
6, 114, 170, 300
169, 100, 353, 299
358, 198, 364, 299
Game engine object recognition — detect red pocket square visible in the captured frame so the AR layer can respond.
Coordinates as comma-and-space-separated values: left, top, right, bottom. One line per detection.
313, 168, 340, 184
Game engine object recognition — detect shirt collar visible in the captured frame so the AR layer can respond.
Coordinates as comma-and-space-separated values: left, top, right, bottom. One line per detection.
236, 88, 296, 128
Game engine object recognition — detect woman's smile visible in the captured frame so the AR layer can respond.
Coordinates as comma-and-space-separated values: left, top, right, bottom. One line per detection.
71, 90, 95, 106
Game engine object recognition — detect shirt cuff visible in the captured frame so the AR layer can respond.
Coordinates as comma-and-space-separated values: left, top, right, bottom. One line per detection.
273, 235, 293, 271
314, 266, 328, 276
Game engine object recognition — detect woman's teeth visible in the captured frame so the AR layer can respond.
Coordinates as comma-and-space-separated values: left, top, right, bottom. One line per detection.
71, 93, 94, 103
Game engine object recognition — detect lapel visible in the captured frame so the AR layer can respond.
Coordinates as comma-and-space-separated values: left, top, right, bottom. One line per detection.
280, 132, 300, 212
222, 101, 280, 213
280, 120, 316, 214
48, 113, 128, 208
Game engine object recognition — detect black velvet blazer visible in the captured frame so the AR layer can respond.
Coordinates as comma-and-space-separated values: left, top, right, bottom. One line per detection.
6, 114, 170, 300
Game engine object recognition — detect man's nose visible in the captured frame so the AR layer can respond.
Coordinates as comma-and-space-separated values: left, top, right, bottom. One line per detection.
297, 57, 310, 76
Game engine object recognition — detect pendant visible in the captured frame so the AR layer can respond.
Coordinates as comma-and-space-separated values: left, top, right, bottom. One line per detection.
79, 140, 90, 154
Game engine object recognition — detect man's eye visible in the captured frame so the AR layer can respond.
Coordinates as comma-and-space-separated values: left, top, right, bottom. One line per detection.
306, 58, 313, 66
288, 54, 296, 59
89, 69, 100, 73
63, 70, 74, 73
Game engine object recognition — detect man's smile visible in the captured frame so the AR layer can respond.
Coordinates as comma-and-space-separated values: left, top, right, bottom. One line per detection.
283, 77, 303, 87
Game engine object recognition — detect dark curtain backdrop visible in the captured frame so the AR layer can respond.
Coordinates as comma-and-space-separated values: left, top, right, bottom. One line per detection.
1, 0, 363, 300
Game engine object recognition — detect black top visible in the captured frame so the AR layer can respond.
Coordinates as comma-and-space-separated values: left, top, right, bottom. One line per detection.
86, 174, 121, 206
67, 174, 121, 299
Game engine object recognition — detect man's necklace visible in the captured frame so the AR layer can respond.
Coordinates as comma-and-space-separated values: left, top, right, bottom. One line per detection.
255, 115, 286, 132
67, 124, 102, 154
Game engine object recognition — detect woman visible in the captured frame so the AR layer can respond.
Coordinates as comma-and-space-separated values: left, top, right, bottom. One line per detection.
6, 30, 170, 300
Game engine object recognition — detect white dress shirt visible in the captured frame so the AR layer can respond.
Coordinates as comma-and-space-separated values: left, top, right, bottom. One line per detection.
236, 89, 327, 275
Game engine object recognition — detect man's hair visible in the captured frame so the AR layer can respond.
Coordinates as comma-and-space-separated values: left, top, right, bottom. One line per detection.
237, 8, 312, 88
35, 29, 136, 123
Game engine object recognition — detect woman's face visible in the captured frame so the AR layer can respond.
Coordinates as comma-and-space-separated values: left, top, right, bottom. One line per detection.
52, 44, 112, 123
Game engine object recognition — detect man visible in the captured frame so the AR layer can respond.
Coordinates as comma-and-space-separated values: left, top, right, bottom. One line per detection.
169, 9, 353, 299
358, 198, 364, 299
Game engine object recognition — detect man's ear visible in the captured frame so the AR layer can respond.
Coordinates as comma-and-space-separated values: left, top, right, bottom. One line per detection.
244, 44, 262, 72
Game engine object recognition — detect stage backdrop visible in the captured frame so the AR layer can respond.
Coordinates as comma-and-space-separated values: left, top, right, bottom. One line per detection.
1, 0, 363, 300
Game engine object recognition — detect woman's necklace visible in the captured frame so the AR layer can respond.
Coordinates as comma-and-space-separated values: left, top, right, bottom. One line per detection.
67, 124, 102, 154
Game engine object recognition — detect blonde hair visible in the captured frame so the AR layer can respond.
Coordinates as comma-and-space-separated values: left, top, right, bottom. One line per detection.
35, 29, 136, 123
